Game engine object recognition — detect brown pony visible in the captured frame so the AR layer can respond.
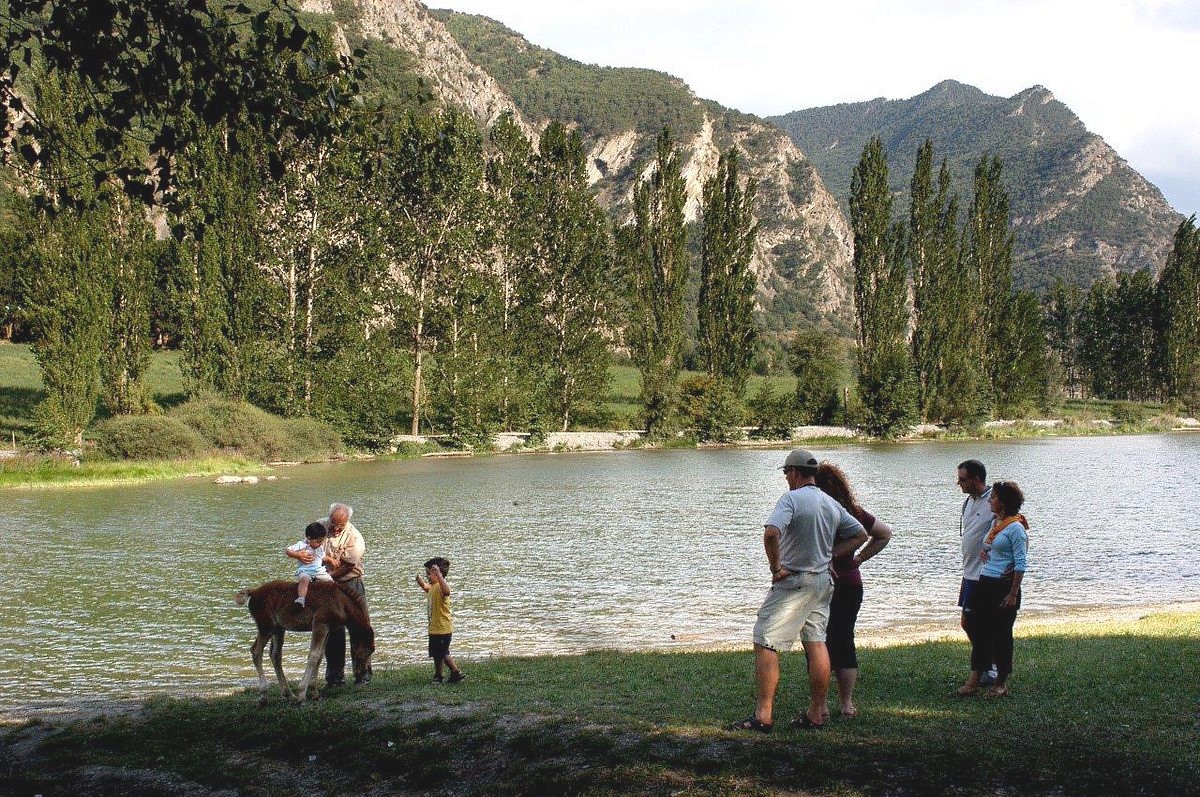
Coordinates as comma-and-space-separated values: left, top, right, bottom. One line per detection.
235, 580, 375, 703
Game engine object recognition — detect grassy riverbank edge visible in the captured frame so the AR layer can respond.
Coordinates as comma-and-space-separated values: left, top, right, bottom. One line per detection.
3, 606, 1196, 795
0, 455, 268, 490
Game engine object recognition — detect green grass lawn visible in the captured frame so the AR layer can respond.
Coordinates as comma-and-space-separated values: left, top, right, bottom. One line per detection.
3, 610, 1195, 795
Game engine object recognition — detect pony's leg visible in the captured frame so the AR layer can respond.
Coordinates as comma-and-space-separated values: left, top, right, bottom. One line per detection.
297, 624, 331, 701
270, 628, 293, 699
251, 630, 272, 703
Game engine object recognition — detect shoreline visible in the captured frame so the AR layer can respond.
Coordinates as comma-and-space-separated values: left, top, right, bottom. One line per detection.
4, 599, 1195, 724
3, 419, 1198, 490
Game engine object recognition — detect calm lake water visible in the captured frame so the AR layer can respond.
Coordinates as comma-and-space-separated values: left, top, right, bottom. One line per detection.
3, 434, 1198, 713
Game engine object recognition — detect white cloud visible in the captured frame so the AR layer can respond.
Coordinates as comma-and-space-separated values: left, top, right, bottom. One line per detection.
432, 0, 1199, 212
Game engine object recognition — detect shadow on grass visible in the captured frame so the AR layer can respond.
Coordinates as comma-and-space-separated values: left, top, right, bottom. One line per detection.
2, 619, 1197, 795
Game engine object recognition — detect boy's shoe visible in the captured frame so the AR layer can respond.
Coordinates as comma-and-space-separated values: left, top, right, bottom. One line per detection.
447, 671, 467, 684
294, 597, 305, 606
431, 676, 444, 685
980, 666, 999, 686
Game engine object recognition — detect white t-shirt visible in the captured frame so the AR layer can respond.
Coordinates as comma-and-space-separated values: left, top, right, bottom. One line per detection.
765, 484, 865, 574
289, 540, 329, 579
960, 487, 995, 580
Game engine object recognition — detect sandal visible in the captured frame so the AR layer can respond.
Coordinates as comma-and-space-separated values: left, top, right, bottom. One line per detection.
789, 713, 825, 730
727, 716, 774, 733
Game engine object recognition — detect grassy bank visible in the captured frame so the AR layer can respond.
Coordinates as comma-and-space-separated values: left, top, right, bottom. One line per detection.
0, 455, 264, 489
3, 610, 1196, 795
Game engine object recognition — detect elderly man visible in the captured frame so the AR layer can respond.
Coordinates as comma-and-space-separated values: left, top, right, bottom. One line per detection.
729, 449, 867, 733
320, 502, 368, 686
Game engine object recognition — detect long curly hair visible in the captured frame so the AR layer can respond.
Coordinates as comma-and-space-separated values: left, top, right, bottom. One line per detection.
816, 462, 861, 516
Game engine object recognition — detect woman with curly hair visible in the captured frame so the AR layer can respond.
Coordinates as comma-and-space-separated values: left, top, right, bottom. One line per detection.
958, 480, 1029, 698
814, 462, 893, 718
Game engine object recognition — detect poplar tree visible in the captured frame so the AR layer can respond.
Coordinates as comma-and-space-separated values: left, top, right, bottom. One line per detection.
1158, 216, 1200, 410
486, 113, 537, 429
697, 147, 758, 397
911, 144, 987, 425
967, 155, 1016, 410
376, 109, 488, 435
1045, 279, 1084, 399
624, 128, 689, 437
850, 138, 916, 437
517, 122, 614, 431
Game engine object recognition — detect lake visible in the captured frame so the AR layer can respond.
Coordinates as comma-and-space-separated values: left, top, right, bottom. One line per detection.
3, 434, 1197, 713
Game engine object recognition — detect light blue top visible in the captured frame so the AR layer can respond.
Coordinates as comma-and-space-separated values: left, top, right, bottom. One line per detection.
289, 540, 329, 579
766, 484, 865, 574
980, 521, 1028, 577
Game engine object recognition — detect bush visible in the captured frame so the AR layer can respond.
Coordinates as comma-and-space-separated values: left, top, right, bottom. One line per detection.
678, 375, 744, 443
1110, 401, 1148, 428
92, 415, 210, 460
278, 417, 343, 461
170, 397, 291, 462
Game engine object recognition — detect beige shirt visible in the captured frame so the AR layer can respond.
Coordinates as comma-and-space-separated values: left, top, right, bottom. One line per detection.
320, 517, 365, 581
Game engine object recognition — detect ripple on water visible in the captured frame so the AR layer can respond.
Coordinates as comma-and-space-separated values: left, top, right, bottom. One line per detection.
2, 436, 1199, 710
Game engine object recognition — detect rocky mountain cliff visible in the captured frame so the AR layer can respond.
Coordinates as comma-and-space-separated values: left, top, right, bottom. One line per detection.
303, 1, 856, 333
771, 80, 1182, 290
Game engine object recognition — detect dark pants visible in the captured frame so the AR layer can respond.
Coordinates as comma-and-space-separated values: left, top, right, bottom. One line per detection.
969, 575, 1020, 679
325, 577, 367, 684
827, 582, 863, 670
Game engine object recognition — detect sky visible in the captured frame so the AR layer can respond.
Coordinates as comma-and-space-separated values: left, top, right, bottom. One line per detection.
431, 0, 1200, 214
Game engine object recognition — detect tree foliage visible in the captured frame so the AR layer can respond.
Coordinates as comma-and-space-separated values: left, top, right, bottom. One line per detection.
623, 128, 690, 437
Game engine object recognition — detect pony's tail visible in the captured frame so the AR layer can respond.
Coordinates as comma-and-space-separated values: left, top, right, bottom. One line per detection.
234, 588, 253, 606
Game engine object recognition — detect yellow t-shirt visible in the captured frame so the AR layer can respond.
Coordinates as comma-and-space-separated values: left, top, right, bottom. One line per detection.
427, 584, 453, 635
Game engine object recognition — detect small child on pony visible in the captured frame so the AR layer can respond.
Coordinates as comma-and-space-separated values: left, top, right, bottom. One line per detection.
285, 521, 334, 606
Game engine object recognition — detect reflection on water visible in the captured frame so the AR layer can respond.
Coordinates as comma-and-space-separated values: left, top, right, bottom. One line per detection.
3, 434, 1198, 711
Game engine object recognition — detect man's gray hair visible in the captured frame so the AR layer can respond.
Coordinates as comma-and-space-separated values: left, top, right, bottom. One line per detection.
329, 502, 353, 520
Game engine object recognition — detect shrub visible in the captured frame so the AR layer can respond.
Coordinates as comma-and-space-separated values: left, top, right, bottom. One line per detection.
278, 417, 343, 461
92, 415, 209, 460
1110, 401, 1148, 428
678, 375, 744, 443
170, 398, 290, 462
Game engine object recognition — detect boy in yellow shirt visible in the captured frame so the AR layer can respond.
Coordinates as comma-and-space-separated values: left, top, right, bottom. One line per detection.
415, 557, 466, 684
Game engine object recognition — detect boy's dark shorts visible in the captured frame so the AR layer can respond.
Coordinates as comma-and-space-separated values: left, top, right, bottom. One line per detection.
428, 634, 452, 659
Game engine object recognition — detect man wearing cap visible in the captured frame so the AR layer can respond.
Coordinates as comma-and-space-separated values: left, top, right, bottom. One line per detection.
729, 449, 868, 732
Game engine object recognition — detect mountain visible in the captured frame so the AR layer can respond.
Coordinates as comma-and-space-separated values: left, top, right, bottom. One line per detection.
770, 80, 1183, 290
302, 0, 856, 334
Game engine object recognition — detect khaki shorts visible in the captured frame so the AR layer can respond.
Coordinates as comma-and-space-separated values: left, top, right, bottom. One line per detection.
752, 571, 835, 651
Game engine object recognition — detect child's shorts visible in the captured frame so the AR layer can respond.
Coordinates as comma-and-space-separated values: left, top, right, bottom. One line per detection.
297, 569, 334, 582
428, 634, 452, 659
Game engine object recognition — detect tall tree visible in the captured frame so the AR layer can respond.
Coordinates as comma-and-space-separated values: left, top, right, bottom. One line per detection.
1158, 216, 1200, 411
624, 128, 689, 437
1045, 279, 1085, 399
697, 147, 759, 396
850, 138, 916, 437
376, 109, 488, 435
486, 112, 538, 429
967, 155, 1017, 410
515, 122, 614, 431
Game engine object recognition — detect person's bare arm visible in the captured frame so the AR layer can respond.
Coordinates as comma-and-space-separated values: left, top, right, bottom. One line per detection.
832, 530, 868, 560
430, 566, 451, 596
854, 519, 893, 564
765, 525, 791, 582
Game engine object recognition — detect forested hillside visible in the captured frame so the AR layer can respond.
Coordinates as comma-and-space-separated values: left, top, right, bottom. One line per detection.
429, 8, 855, 336
771, 80, 1182, 290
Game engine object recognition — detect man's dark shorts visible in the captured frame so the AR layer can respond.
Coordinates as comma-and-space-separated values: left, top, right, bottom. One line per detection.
958, 578, 978, 612
428, 633, 452, 659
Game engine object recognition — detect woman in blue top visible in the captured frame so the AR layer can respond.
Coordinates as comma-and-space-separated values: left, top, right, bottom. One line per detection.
959, 480, 1028, 698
